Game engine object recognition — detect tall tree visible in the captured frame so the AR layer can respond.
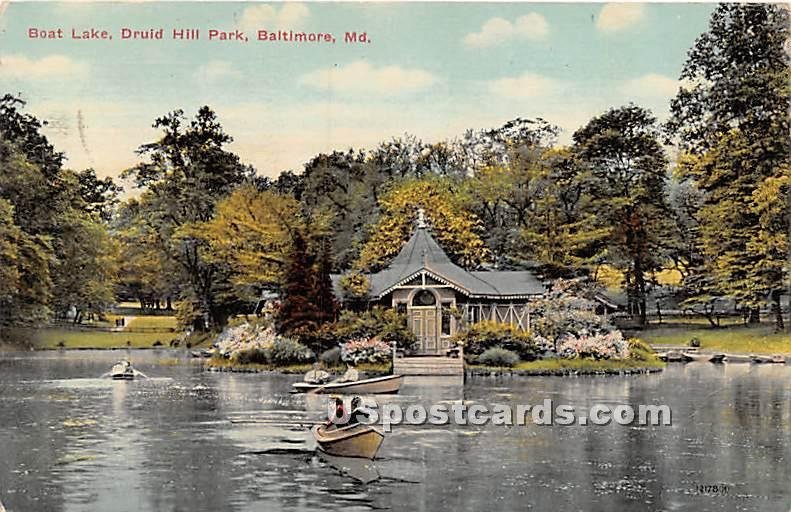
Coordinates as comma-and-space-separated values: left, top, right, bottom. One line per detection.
0, 96, 119, 325
199, 185, 302, 300
574, 105, 673, 325
123, 107, 252, 329
0, 199, 52, 327
356, 177, 490, 271
667, 4, 790, 327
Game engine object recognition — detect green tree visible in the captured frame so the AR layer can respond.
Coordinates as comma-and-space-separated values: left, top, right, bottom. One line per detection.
0, 96, 119, 325
0, 199, 52, 326
123, 107, 252, 329
573, 105, 673, 325
356, 177, 490, 270
199, 185, 301, 300
51, 212, 119, 323
667, 4, 790, 327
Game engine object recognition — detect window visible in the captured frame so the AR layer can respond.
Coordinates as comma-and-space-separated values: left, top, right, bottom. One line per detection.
396, 302, 407, 316
412, 289, 436, 307
441, 301, 452, 336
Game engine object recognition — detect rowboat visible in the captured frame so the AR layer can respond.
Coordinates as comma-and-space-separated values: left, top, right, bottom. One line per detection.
658, 351, 693, 363
292, 374, 403, 394
751, 354, 787, 364
312, 423, 384, 459
110, 361, 135, 380
708, 353, 726, 364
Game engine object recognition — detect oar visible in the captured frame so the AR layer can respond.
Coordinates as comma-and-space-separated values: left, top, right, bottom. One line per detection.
132, 369, 150, 379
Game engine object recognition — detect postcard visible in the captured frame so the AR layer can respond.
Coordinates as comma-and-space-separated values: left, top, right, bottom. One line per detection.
0, 2, 788, 511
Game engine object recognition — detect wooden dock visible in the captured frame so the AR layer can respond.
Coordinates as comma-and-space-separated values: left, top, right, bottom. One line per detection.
393, 356, 464, 376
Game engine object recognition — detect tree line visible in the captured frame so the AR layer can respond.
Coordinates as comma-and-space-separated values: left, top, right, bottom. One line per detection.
0, 4, 788, 335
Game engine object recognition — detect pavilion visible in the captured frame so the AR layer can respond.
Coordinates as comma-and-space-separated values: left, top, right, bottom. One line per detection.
333, 213, 545, 355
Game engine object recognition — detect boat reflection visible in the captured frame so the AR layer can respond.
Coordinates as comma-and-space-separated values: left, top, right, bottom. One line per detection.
315, 452, 380, 484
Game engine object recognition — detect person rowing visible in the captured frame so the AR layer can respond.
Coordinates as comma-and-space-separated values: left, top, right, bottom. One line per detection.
324, 395, 370, 428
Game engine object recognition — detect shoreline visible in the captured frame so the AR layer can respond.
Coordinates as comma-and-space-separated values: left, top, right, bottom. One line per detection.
466, 366, 664, 377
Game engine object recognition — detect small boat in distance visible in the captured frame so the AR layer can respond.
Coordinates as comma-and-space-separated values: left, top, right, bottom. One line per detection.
292, 374, 403, 394
110, 360, 136, 380
312, 423, 385, 459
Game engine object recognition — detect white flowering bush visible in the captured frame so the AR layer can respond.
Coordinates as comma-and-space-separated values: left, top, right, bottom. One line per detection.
340, 337, 392, 364
557, 330, 630, 360
215, 321, 312, 365
216, 323, 278, 357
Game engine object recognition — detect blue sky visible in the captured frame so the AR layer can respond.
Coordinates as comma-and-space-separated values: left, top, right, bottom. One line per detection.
0, 2, 715, 180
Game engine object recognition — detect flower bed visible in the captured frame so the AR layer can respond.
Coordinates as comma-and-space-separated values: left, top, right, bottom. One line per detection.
340, 337, 392, 364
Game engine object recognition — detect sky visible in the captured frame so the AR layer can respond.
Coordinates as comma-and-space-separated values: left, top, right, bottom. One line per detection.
0, 2, 716, 182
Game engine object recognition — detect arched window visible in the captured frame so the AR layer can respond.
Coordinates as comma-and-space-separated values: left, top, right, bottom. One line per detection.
412, 289, 437, 307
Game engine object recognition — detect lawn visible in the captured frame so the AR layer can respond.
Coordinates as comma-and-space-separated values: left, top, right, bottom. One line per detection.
638, 323, 791, 355
125, 316, 178, 330
512, 357, 665, 372
18, 327, 180, 349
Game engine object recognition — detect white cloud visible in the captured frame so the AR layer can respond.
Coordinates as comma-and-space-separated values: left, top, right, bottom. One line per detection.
237, 3, 309, 31
621, 73, 682, 97
299, 60, 438, 96
195, 60, 242, 82
0, 54, 88, 79
464, 13, 549, 48
596, 4, 645, 33
488, 72, 560, 99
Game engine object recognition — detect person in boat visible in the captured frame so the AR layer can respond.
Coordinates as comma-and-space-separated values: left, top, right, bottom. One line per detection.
335, 363, 359, 383
304, 362, 331, 385
348, 396, 371, 426
325, 396, 370, 427
325, 395, 347, 427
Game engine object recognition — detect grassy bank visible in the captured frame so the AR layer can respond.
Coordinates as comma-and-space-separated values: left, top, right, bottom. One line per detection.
468, 356, 664, 376
637, 323, 791, 355
6, 327, 181, 349
205, 357, 391, 375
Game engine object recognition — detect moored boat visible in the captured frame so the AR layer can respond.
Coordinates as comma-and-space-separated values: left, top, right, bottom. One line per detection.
312, 423, 384, 459
752, 354, 787, 364
709, 353, 726, 364
293, 374, 403, 394
659, 351, 693, 363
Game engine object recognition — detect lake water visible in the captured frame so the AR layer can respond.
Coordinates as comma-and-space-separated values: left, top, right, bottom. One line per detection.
0, 350, 789, 512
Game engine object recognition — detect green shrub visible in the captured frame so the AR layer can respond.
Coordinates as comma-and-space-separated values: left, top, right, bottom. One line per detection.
301, 308, 417, 353
320, 347, 342, 366
453, 321, 538, 360
627, 338, 655, 362
478, 347, 519, 367
269, 337, 314, 365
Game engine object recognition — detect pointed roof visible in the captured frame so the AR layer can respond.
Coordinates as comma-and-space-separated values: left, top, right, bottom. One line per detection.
354, 224, 544, 300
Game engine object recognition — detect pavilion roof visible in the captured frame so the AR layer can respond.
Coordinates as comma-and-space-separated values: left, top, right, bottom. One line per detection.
333, 225, 545, 300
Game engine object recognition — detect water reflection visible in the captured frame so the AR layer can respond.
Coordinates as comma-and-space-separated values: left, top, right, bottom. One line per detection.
0, 351, 789, 511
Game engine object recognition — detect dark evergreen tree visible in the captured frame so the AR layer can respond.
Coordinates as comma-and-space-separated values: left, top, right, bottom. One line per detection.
276, 232, 321, 335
